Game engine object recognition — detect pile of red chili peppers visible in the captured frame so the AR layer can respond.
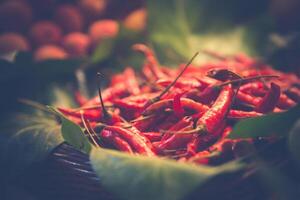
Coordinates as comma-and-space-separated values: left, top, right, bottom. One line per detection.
59, 44, 300, 165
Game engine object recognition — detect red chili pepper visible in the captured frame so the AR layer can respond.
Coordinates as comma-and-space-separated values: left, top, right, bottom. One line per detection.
196, 85, 234, 134
158, 125, 194, 150
132, 44, 166, 79
236, 91, 261, 106
58, 107, 102, 121
240, 82, 267, 97
255, 82, 281, 113
161, 116, 193, 141
142, 132, 162, 142
173, 92, 186, 118
277, 93, 296, 109
156, 78, 202, 90
228, 110, 263, 118
185, 86, 234, 155
188, 151, 212, 165
101, 129, 134, 154
124, 67, 141, 95
143, 98, 209, 116
104, 126, 156, 156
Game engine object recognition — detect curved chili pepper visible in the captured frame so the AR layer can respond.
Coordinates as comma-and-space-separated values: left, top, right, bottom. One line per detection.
196, 85, 234, 134
101, 129, 134, 154
104, 126, 156, 156
132, 44, 166, 79
255, 82, 281, 113
240, 82, 267, 97
158, 125, 194, 150
143, 98, 209, 116
228, 110, 262, 118
124, 67, 141, 95
58, 107, 102, 121
156, 78, 202, 90
161, 116, 193, 141
277, 94, 296, 109
173, 92, 186, 118
236, 91, 261, 106
142, 132, 162, 142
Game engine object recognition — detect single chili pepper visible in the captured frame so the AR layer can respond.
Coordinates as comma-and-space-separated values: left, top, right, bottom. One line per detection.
124, 67, 141, 95
104, 125, 156, 156
236, 91, 261, 106
158, 125, 194, 150
239, 82, 267, 97
188, 151, 213, 165
277, 93, 296, 109
156, 78, 202, 90
110, 73, 125, 86
143, 98, 209, 116
132, 44, 166, 79
58, 107, 102, 121
228, 110, 262, 118
101, 129, 133, 154
196, 85, 234, 134
183, 86, 234, 154
161, 116, 193, 141
173, 92, 186, 118
255, 82, 281, 113
133, 110, 169, 132
142, 132, 162, 142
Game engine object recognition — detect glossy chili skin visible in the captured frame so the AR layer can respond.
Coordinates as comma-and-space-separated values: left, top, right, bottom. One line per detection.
104, 126, 156, 156
101, 129, 134, 154
255, 82, 281, 113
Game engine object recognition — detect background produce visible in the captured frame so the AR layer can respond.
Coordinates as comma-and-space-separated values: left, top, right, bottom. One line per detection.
0, 0, 300, 200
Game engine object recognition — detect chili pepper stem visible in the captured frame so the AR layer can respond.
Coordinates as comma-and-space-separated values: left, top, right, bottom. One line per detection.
143, 52, 199, 110
97, 72, 111, 121
217, 75, 279, 88
160, 124, 206, 135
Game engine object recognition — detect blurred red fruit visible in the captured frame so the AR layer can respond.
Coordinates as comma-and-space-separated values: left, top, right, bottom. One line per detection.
62, 32, 91, 57
0, 32, 30, 54
34, 45, 67, 61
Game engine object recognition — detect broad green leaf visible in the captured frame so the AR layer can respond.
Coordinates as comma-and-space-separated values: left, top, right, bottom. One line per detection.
228, 105, 300, 139
0, 111, 63, 180
91, 38, 115, 64
48, 106, 92, 154
90, 147, 242, 200
147, 0, 272, 65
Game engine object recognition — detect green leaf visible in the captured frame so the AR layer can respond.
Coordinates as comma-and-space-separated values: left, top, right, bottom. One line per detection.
147, 0, 273, 65
0, 111, 63, 180
90, 147, 243, 200
91, 38, 115, 64
228, 105, 300, 139
48, 106, 92, 154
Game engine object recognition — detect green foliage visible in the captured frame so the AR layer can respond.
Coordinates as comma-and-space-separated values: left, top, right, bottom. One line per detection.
147, 0, 273, 65
48, 106, 92, 154
228, 105, 300, 139
90, 147, 243, 200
